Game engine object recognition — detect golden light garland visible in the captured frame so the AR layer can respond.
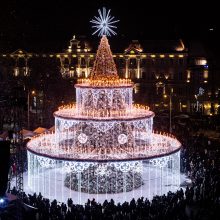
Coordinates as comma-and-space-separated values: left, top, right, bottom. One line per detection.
77, 78, 133, 87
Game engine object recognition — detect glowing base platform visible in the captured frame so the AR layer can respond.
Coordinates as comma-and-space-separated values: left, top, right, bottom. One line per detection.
13, 164, 189, 205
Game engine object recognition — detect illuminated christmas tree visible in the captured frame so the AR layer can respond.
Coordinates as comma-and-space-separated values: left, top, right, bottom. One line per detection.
91, 36, 119, 81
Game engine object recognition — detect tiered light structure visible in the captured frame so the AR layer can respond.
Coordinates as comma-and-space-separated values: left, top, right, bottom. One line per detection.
27, 36, 181, 200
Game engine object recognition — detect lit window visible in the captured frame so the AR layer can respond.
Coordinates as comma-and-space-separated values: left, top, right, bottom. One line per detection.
187, 70, 191, 79
195, 58, 207, 65
203, 70, 208, 79
164, 74, 169, 79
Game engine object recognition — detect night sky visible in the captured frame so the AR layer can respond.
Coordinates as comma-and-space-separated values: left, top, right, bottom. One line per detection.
0, 0, 219, 52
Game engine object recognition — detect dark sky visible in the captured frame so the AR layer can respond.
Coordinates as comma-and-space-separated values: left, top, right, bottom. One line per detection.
0, 0, 219, 52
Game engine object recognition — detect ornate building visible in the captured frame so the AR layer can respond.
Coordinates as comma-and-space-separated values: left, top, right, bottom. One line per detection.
0, 36, 218, 115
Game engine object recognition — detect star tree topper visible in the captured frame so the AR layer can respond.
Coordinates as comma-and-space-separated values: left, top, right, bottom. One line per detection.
90, 7, 119, 37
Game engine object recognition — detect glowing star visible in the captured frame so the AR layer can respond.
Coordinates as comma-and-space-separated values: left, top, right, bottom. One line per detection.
90, 7, 119, 36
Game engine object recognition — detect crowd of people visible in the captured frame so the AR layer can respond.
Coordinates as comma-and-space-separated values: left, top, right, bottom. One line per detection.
5, 115, 220, 219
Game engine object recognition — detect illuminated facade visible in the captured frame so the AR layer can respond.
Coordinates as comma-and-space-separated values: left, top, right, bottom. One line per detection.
0, 37, 218, 115
26, 36, 182, 202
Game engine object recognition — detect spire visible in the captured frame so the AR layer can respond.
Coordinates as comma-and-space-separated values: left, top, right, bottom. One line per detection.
90, 36, 119, 80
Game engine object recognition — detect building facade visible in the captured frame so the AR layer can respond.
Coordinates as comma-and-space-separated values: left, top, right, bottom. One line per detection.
0, 36, 218, 115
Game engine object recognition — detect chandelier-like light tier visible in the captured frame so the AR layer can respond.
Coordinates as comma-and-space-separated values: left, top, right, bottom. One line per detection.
27, 132, 181, 162
54, 104, 153, 119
